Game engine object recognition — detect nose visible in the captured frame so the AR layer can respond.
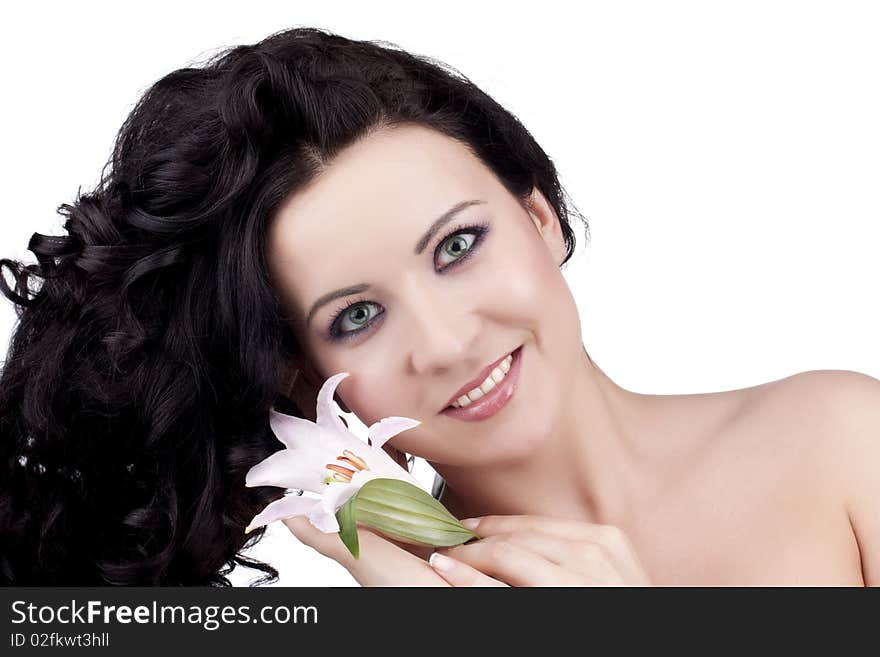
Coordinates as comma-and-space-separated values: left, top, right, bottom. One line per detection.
404, 288, 480, 375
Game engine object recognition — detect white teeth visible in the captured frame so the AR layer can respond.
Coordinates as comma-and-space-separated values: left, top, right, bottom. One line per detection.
449, 351, 516, 408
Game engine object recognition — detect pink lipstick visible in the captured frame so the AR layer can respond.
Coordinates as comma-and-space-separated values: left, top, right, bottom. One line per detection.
440, 346, 522, 422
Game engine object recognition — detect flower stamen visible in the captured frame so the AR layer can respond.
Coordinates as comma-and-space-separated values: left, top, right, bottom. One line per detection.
337, 453, 369, 471
326, 463, 356, 482
324, 449, 370, 485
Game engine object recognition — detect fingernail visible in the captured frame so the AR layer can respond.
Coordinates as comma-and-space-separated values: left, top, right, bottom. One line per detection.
429, 552, 456, 572
461, 517, 481, 530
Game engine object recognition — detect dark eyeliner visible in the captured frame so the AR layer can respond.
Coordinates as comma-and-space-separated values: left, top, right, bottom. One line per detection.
433, 221, 490, 273
325, 220, 490, 342
326, 296, 384, 342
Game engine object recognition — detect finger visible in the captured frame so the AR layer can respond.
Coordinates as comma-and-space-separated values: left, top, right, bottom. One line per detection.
374, 530, 436, 561
498, 531, 624, 583
438, 537, 583, 586
465, 515, 640, 579
283, 516, 355, 568
284, 515, 429, 564
283, 517, 449, 586
465, 515, 622, 548
428, 552, 508, 587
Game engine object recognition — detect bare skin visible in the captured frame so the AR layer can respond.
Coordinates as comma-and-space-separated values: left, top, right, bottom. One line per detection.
439, 370, 865, 586
286, 368, 868, 586
268, 123, 876, 586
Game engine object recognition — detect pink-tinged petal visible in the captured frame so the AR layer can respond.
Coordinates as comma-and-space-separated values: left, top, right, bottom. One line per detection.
316, 372, 350, 433
367, 416, 421, 450
244, 493, 319, 533
308, 500, 341, 533
362, 452, 425, 489
348, 469, 380, 490
321, 480, 360, 514
268, 409, 325, 450
361, 444, 414, 477
244, 449, 325, 493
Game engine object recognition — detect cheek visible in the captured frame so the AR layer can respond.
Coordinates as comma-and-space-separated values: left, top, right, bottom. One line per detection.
480, 237, 580, 341
335, 367, 413, 426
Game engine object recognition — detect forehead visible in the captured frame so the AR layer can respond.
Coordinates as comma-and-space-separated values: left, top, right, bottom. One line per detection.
267, 124, 499, 311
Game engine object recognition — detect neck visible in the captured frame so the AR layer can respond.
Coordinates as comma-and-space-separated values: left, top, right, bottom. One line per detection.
431, 347, 677, 528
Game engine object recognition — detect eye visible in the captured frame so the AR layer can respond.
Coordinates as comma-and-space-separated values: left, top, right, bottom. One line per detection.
328, 223, 489, 342
435, 230, 479, 269
330, 300, 383, 339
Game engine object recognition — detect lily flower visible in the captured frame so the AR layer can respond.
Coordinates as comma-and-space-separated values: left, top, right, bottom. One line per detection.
244, 372, 424, 534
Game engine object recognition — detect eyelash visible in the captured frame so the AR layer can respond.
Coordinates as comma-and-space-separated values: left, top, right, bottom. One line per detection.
325, 221, 490, 342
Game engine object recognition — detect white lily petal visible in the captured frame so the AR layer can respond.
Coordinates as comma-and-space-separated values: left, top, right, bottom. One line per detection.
315, 372, 350, 433
244, 448, 325, 493
244, 493, 319, 533
348, 468, 425, 505
347, 468, 379, 489
321, 480, 361, 514
357, 442, 425, 487
268, 409, 325, 450
248, 372, 436, 539
308, 497, 343, 533
315, 420, 371, 455
367, 416, 421, 450
367, 458, 425, 489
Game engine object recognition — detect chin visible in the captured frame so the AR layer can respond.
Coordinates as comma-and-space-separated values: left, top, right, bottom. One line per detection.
417, 344, 567, 465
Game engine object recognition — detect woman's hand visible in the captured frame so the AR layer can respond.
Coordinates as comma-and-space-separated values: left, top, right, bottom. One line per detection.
426, 515, 652, 586
283, 516, 453, 586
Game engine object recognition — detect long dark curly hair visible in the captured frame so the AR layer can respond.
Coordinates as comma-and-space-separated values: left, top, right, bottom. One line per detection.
0, 26, 587, 585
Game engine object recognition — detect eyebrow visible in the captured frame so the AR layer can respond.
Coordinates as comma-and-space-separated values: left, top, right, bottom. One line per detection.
305, 199, 486, 326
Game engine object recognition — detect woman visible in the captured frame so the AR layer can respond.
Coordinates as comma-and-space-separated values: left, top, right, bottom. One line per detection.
0, 26, 876, 586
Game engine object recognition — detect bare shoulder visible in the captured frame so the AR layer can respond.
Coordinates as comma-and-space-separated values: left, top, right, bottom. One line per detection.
761, 368, 880, 402
736, 368, 880, 461
736, 368, 880, 428
628, 371, 875, 584
742, 369, 880, 585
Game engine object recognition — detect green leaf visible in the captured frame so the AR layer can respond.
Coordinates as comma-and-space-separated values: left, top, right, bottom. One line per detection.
335, 478, 481, 559
335, 495, 360, 559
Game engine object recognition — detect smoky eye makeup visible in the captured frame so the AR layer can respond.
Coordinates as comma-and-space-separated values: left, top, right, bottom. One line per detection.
323, 219, 491, 342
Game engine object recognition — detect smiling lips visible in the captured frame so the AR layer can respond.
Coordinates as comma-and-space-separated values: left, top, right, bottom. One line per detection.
448, 353, 514, 408
440, 346, 522, 422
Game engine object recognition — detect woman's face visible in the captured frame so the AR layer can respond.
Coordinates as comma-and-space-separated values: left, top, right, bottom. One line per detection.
267, 123, 584, 467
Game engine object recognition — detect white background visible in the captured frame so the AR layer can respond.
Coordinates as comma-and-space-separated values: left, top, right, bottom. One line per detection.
1, 1, 877, 586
